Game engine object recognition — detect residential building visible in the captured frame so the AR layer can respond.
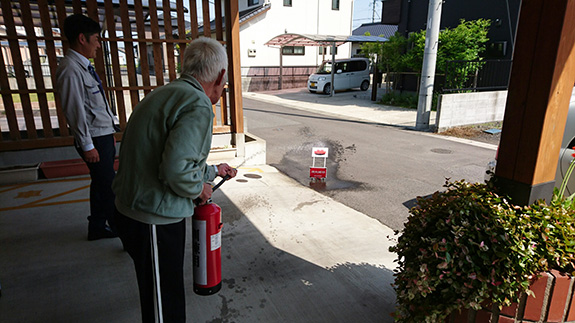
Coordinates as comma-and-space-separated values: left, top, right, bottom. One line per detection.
235, 0, 355, 91
388, 0, 521, 60
239, 0, 353, 66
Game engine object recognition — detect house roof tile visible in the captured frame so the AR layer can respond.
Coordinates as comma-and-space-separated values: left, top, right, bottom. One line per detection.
352, 23, 398, 38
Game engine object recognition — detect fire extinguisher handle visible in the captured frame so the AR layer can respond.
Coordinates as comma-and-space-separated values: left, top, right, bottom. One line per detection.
194, 174, 232, 206
212, 174, 231, 192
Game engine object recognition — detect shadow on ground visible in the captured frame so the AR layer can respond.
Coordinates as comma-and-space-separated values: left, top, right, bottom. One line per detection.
0, 178, 396, 323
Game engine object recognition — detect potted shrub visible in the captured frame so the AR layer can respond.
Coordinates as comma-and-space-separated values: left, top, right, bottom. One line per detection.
389, 177, 575, 322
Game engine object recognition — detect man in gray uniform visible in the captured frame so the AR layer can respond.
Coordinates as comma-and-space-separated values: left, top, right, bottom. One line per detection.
56, 14, 117, 241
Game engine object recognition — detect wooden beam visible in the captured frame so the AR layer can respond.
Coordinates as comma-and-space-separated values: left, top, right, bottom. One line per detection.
55, 0, 69, 53
134, 0, 152, 98
213, 126, 231, 134
0, 51, 20, 141
20, 0, 54, 138
214, 0, 223, 41
202, 0, 211, 37
0, 137, 74, 152
495, 0, 575, 205
225, 0, 244, 135
38, 0, 69, 137
104, 0, 128, 127
119, 0, 141, 108
148, 0, 165, 86
0, 0, 241, 152
162, 0, 177, 81
188, 0, 199, 39
176, 0, 187, 60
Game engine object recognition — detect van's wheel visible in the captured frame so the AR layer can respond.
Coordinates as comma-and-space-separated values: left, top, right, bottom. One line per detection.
323, 83, 331, 95
360, 80, 369, 91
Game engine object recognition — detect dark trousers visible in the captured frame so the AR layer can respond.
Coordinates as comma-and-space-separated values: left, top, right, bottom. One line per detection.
76, 134, 116, 231
115, 210, 186, 323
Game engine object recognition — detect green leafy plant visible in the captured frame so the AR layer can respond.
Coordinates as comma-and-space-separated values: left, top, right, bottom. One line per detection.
359, 20, 490, 108
390, 177, 575, 322
360, 32, 408, 91
402, 19, 491, 73
379, 91, 439, 111
401, 19, 490, 93
379, 92, 418, 109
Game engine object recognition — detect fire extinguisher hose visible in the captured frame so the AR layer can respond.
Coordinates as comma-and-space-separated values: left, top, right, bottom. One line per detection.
211, 174, 231, 192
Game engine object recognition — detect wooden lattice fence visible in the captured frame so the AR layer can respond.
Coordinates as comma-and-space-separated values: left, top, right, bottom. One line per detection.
0, 0, 243, 152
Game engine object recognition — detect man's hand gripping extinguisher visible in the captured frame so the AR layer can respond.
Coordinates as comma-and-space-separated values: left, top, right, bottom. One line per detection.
192, 175, 230, 295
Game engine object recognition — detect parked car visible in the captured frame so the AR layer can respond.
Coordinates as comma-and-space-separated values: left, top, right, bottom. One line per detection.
21, 55, 63, 78
307, 57, 370, 94
7, 65, 30, 78
486, 87, 575, 195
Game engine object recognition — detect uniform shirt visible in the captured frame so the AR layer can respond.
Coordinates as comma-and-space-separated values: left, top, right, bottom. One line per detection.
55, 49, 116, 151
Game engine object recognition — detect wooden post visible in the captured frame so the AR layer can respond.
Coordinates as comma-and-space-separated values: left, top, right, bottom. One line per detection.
225, 0, 245, 155
495, 0, 575, 205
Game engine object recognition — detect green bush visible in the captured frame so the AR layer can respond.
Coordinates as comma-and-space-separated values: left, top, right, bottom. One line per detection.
402, 19, 490, 73
390, 180, 575, 322
379, 92, 417, 109
379, 92, 439, 110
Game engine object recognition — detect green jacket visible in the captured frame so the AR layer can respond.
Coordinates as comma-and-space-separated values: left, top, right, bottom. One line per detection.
113, 74, 217, 224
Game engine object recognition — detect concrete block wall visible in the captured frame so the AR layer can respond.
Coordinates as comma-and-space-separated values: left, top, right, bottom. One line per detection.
241, 76, 309, 92
436, 91, 508, 131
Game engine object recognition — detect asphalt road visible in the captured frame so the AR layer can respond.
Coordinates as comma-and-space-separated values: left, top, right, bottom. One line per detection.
243, 97, 498, 231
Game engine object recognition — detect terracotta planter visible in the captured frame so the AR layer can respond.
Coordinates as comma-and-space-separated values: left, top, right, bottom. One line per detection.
40, 158, 119, 179
446, 270, 575, 323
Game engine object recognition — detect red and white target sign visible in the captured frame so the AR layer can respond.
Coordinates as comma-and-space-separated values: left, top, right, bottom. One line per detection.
312, 147, 329, 158
310, 147, 328, 180
310, 167, 327, 179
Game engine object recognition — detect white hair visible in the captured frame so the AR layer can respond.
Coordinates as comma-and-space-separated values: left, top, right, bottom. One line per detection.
181, 37, 228, 83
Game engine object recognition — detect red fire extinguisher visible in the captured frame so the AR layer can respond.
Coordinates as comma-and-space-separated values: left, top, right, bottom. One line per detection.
192, 174, 230, 296
192, 201, 222, 295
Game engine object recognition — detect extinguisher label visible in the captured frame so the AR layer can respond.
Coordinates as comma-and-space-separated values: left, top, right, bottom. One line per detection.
211, 231, 221, 251
193, 219, 207, 285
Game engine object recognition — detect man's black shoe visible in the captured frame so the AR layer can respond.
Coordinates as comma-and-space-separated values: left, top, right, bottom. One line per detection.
88, 226, 118, 241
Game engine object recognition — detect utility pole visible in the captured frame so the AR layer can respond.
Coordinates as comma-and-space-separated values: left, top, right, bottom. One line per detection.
372, 0, 381, 23
415, 0, 442, 130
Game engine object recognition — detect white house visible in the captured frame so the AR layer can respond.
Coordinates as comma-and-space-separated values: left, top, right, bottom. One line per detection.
235, 0, 355, 91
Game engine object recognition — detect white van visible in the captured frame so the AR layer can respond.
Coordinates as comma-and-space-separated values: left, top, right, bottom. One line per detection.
307, 58, 371, 94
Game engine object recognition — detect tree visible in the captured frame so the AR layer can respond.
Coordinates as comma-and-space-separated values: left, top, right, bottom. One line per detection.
403, 19, 491, 73
360, 32, 407, 90
360, 19, 490, 95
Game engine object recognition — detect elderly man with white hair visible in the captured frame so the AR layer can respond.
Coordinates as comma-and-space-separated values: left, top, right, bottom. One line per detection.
113, 37, 237, 323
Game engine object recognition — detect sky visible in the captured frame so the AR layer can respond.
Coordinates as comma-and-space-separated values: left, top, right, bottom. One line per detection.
353, 0, 382, 30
